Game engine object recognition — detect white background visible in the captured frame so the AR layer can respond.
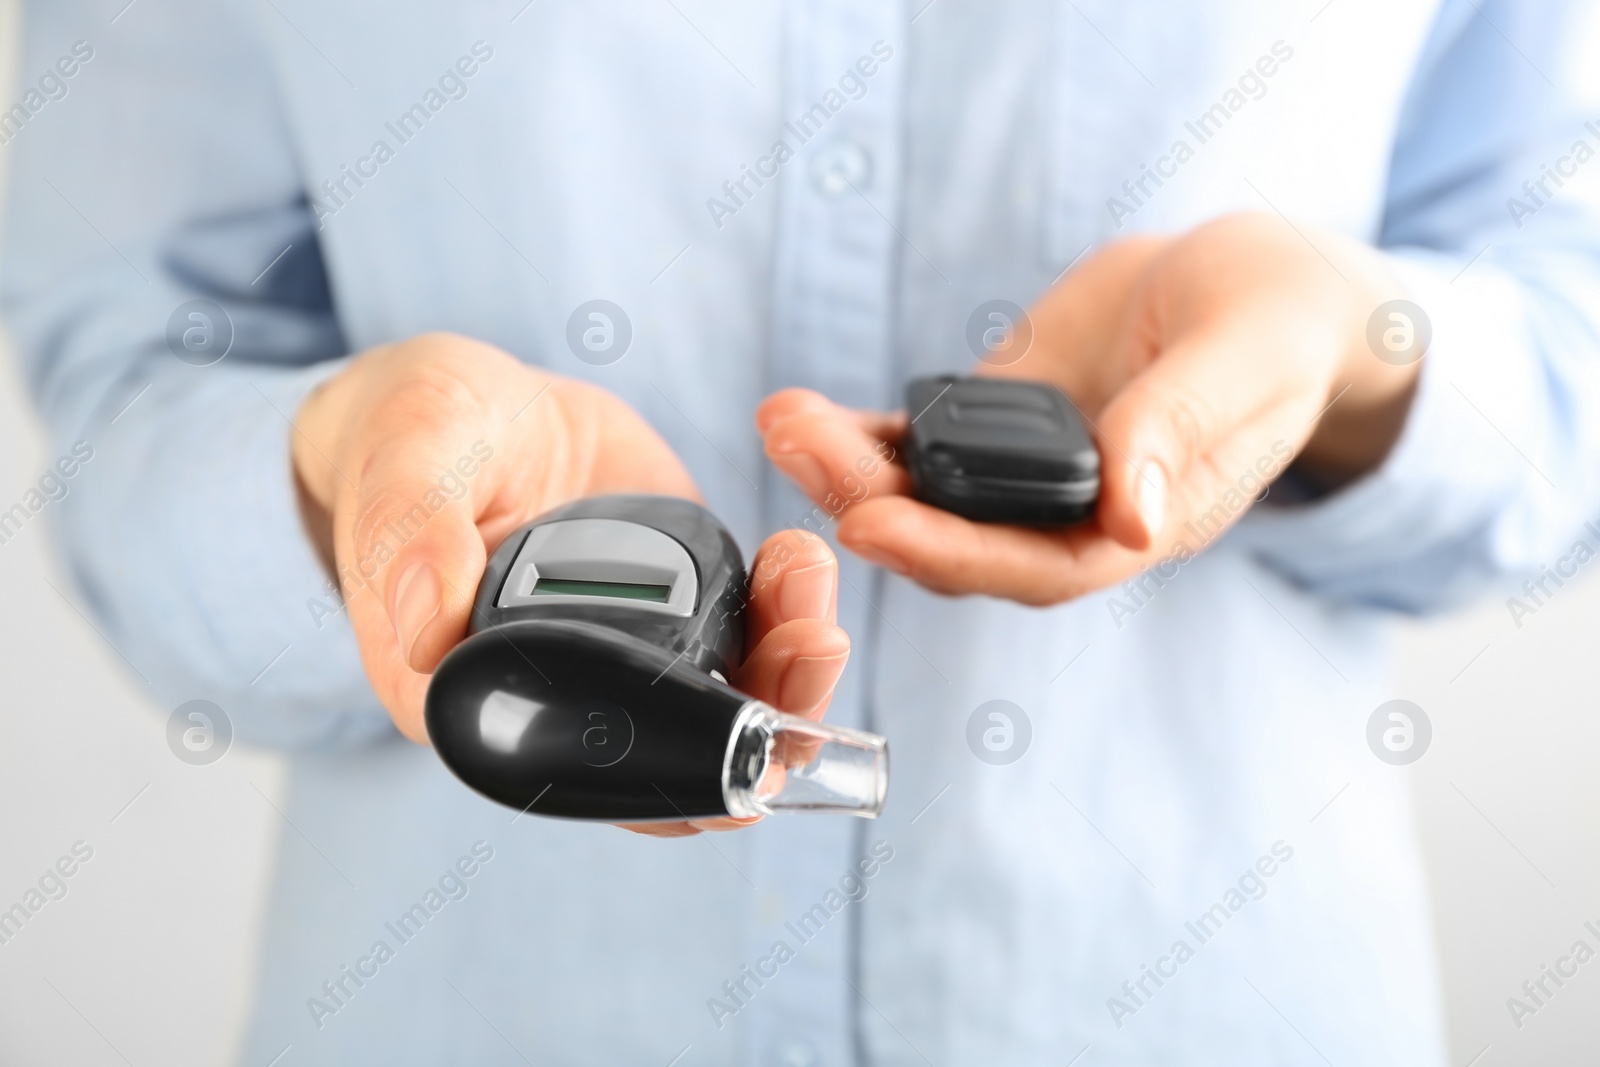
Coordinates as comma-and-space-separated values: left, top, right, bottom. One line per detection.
2, 8, 1599, 1064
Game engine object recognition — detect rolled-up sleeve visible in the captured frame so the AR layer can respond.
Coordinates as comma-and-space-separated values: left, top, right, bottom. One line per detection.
0, 0, 390, 747
1237, 0, 1600, 613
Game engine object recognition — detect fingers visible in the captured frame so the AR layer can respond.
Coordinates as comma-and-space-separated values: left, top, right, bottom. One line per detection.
670, 530, 849, 837
734, 617, 851, 718
757, 387, 907, 441
662, 617, 848, 835
348, 448, 488, 672
620, 527, 852, 838
299, 335, 719, 747
616, 820, 709, 837
324, 381, 505, 743
756, 385, 1163, 604
748, 228, 1350, 608
1093, 325, 1300, 552
759, 389, 909, 516
745, 528, 837, 642
835, 495, 1147, 605
739, 528, 850, 719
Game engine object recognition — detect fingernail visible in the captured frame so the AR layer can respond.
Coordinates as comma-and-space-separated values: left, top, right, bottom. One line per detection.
393, 562, 441, 669
778, 560, 835, 621
849, 542, 909, 576
771, 451, 829, 500
1135, 461, 1167, 541
779, 652, 850, 714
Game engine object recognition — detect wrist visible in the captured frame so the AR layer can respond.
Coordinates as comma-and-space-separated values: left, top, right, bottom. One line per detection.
291, 357, 367, 578
1295, 244, 1424, 486
291, 356, 364, 510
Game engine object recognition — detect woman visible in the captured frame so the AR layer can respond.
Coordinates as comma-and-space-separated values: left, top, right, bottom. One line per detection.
4, 1, 1597, 1063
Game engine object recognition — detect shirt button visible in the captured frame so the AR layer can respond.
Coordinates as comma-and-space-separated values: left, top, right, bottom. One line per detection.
776, 1039, 819, 1067
809, 140, 871, 198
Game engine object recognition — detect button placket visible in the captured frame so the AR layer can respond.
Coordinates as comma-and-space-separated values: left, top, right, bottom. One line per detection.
752, 3, 907, 1066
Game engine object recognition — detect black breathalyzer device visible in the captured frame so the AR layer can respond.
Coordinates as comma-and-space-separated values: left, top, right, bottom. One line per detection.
424, 495, 889, 822
904, 375, 1100, 525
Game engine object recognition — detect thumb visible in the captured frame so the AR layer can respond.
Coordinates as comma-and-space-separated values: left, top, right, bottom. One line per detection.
340, 436, 493, 675
1095, 329, 1288, 552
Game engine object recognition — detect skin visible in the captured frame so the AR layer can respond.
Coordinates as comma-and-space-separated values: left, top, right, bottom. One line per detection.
292, 334, 848, 836
757, 213, 1424, 603
294, 212, 1422, 834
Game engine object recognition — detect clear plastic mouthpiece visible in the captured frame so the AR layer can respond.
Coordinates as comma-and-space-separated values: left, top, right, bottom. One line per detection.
722, 702, 889, 819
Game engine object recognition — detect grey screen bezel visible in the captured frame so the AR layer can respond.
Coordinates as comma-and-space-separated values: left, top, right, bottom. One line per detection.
495, 518, 698, 618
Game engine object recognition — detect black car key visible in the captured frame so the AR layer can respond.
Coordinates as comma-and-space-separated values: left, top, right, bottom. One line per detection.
904, 375, 1099, 525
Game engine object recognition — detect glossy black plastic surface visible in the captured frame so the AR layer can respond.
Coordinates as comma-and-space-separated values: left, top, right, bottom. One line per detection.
905, 375, 1100, 525
425, 619, 751, 820
426, 496, 753, 821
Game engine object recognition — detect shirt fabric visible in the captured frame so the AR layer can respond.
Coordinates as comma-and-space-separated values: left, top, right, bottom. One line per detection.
5, 1, 1600, 1064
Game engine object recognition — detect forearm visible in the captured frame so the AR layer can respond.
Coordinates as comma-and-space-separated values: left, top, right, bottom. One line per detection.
49, 359, 396, 749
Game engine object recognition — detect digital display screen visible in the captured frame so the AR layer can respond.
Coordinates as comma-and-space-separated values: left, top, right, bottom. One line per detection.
532, 577, 672, 603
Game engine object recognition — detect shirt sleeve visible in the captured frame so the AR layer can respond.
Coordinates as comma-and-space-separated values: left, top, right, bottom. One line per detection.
1234, 0, 1600, 614
0, 0, 392, 748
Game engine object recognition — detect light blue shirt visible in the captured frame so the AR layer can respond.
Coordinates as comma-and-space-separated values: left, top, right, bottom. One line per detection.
6, 1, 1600, 1064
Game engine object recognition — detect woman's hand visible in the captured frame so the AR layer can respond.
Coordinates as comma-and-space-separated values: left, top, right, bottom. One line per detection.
757, 213, 1423, 605
293, 333, 848, 834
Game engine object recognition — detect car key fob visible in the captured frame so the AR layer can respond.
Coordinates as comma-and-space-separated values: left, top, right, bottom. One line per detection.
904, 375, 1099, 526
